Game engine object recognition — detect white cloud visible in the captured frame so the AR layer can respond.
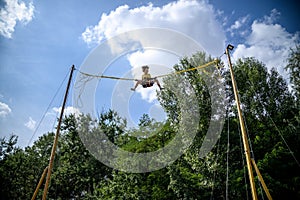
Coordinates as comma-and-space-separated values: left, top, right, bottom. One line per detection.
24, 117, 36, 130
127, 50, 175, 102
0, 0, 34, 38
232, 11, 299, 79
52, 106, 81, 117
263, 8, 280, 25
231, 20, 242, 30
81, 0, 226, 102
231, 15, 249, 30
0, 101, 11, 117
226, 15, 250, 37
82, 0, 225, 56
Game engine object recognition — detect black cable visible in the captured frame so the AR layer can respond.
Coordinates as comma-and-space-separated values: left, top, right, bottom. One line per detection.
27, 69, 70, 146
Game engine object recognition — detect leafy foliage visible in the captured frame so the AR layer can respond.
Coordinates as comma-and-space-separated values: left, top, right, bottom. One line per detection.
1, 50, 300, 199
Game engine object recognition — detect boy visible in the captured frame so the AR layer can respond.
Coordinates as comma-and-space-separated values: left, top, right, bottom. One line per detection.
131, 65, 162, 91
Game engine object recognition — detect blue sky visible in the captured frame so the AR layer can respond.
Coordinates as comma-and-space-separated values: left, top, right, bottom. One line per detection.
0, 0, 299, 147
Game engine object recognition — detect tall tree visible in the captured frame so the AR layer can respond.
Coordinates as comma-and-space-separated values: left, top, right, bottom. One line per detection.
1, 50, 299, 199
0, 133, 54, 199
286, 45, 300, 99
224, 57, 300, 199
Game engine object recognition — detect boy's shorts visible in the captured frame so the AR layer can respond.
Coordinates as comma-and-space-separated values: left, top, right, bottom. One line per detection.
142, 79, 155, 88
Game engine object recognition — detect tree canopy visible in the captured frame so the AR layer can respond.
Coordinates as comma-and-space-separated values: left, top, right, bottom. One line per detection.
1, 48, 300, 199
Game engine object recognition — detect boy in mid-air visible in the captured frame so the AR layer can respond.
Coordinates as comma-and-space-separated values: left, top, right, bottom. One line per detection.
131, 65, 163, 91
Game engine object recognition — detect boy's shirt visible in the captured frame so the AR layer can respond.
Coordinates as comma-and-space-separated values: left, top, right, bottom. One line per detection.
142, 74, 151, 80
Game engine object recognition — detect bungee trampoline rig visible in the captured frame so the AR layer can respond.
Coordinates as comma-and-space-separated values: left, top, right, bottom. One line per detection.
32, 44, 274, 200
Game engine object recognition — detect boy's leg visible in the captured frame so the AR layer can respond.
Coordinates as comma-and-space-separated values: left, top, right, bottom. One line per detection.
131, 80, 142, 91
154, 79, 162, 90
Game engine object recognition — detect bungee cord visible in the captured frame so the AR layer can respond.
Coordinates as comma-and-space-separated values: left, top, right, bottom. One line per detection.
76, 59, 220, 81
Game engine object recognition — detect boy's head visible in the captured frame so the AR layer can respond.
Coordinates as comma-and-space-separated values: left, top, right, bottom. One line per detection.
142, 65, 149, 73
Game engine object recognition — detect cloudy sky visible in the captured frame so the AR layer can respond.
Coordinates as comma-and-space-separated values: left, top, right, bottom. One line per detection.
0, 0, 299, 147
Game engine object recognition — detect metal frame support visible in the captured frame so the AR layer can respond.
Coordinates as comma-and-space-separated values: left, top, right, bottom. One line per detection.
225, 45, 258, 200
31, 166, 48, 200
251, 159, 273, 200
42, 65, 75, 200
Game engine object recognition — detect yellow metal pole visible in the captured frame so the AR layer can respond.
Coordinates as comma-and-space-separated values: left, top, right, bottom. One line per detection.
42, 65, 75, 200
225, 45, 258, 200
251, 159, 273, 200
31, 166, 48, 200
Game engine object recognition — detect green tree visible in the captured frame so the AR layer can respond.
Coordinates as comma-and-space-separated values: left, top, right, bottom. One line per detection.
1, 50, 300, 199
286, 45, 300, 99
0, 133, 54, 199
93, 115, 176, 200
224, 57, 300, 199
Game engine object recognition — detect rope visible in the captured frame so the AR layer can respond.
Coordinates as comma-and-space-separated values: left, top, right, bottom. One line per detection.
232, 68, 265, 199
210, 139, 221, 200
76, 59, 219, 81
237, 120, 250, 200
156, 60, 219, 78
224, 74, 230, 200
77, 71, 135, 81
268, 115, 300, 168
245, 72, 300, 168
226, 101, 230, 200
241, 98, 266, 200
27, 69, 70, 146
